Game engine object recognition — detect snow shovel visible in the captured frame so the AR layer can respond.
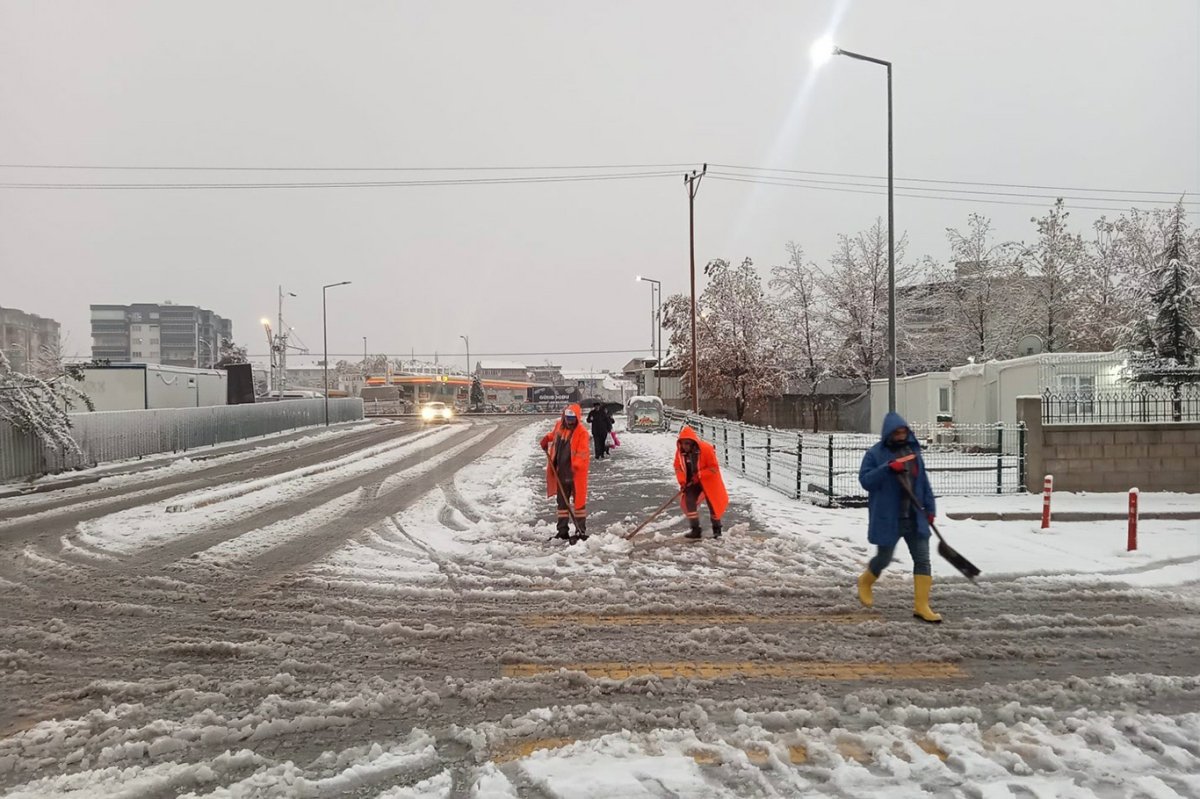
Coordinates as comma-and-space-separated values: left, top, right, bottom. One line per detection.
896, 476, 981, 580
623, 489, 684, 541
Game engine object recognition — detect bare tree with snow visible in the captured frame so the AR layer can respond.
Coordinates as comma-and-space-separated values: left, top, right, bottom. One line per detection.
1020, 199, 1085, 352
214, 337, 249, 367
662, 258, 783, 420
932, 214, 1027, 361
1072, 216, 1140, 351
818, 218, 912, 383
0, 350, 92, 457
770, 242, 832, 431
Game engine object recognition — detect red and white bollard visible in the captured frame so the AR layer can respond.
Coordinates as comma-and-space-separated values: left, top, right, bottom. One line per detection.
1128, 487, 1139, 552
1040, 475, 1054, 529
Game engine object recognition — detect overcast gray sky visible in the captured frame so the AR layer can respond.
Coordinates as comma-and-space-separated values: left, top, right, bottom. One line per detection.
2, 0, 1197, 370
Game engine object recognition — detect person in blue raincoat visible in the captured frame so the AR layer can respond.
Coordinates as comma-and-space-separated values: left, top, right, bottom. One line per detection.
857, 411, 942, 623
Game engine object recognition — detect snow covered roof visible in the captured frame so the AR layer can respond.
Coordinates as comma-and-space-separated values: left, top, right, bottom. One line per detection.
477, 360, 529, 372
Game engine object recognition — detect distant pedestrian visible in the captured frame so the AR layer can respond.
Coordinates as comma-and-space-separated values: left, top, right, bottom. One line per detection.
857, 412, 942, 623
587, 402, 613, 460
540, 404, 590, 542
675, 425, 728, 539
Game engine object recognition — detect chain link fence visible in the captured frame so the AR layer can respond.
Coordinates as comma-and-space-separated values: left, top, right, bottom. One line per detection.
665, 409, 1025, 507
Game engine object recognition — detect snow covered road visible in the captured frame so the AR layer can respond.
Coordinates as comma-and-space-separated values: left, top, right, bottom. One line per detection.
1, 418, 1197, 797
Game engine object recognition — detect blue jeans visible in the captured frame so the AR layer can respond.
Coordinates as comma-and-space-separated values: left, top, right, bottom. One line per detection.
868, 515, 931, 576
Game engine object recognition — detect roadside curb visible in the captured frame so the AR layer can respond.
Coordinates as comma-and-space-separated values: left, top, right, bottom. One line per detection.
947, 511, 1200, 522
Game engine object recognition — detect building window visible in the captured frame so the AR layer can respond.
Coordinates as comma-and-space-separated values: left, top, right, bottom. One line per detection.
150, 338, 159, 344
1059, 375, 1095, 415
132, 351, 142, 357
938, 386, 951, 414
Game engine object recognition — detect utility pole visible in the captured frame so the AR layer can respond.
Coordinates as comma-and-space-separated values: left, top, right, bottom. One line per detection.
460, 335, 470, 407
636, 276, 663, 398
684, 164, 706, 414
276, 286, 297, 393
322, 281, 351, 425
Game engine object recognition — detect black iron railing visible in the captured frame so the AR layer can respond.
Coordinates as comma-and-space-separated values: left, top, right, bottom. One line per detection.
1042, 384, 1200, 423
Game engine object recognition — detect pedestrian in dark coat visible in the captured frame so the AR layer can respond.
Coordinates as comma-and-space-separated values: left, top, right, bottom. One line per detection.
856, 411, 942, 623
587, 403, 613, 460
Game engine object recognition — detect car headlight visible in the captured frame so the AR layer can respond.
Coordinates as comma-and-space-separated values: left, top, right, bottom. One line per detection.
422, 409, 434, 420
442, 409, 453, 419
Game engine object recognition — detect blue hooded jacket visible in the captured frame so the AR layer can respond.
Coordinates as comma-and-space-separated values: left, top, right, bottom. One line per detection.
859, 411, 937, 547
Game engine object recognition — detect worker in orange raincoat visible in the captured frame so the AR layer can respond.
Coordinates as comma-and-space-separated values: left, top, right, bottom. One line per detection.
540, 404, 590, 542
674, 425, 729, 539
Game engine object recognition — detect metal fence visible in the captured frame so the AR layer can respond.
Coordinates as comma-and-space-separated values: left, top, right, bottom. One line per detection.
1042, 384, 1200, 423
665, 409, 1025, 507
1, 398, 364, 483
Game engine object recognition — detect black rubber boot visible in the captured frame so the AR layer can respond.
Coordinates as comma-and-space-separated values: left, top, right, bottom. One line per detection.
574, 517, 588, 542
711, 521, 723, 539
555, 520, 571, 540
684, 523, 703, 540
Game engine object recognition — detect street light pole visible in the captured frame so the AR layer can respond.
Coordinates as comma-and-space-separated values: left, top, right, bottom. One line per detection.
322, 281, 352, 425
684, 164, 706, 414
637, 275, 663, 398
813, 42, 896, 412
460, 335, 470, 406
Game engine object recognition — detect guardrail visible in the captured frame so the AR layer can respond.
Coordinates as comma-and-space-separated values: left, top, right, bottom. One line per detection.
665, 409, 1025, 507
0, 398, 364, 483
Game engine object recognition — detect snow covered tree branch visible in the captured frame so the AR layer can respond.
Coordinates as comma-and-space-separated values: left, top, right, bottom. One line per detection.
0, 350, 92, 456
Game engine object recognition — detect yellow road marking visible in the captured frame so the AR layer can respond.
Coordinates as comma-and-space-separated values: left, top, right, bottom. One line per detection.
913, 737, 949, 761
494, 736, 939, 768
492, 738, 575, 763
501, 661, 965, 681
836, 739, 872, 764
521, 612, 877, 628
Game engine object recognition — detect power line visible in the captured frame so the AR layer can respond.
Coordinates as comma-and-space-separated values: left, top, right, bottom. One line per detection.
711, 163, 1194, 198
0, 161, 697, 172
0, 159, 1191, 200
708, 169, 1198, 206
707, 174, 1200, 215
0, 169, 682, 191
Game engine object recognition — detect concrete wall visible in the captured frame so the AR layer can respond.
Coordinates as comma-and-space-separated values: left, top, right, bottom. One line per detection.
1018, 396, 1200, 493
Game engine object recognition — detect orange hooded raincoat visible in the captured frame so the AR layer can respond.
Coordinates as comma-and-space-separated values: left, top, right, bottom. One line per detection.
674, 425, 729, 520
540, 404, 590, 513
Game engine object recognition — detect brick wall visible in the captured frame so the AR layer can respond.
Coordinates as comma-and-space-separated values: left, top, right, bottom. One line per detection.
1017, 396, 1200, 493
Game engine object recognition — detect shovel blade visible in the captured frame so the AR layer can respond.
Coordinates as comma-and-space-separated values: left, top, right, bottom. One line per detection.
938, 540, 981, 580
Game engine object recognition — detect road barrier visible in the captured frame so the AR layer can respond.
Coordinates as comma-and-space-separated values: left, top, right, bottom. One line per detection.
0, 398, 363, 483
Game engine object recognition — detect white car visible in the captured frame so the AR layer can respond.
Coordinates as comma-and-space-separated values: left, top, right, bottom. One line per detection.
420, 401, 454, 424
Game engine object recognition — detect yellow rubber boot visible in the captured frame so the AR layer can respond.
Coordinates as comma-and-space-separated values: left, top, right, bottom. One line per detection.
913, 575, 942, 623
857, 570, 877, 608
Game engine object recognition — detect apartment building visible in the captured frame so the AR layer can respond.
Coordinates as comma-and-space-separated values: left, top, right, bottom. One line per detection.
90, 302, 232, 367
